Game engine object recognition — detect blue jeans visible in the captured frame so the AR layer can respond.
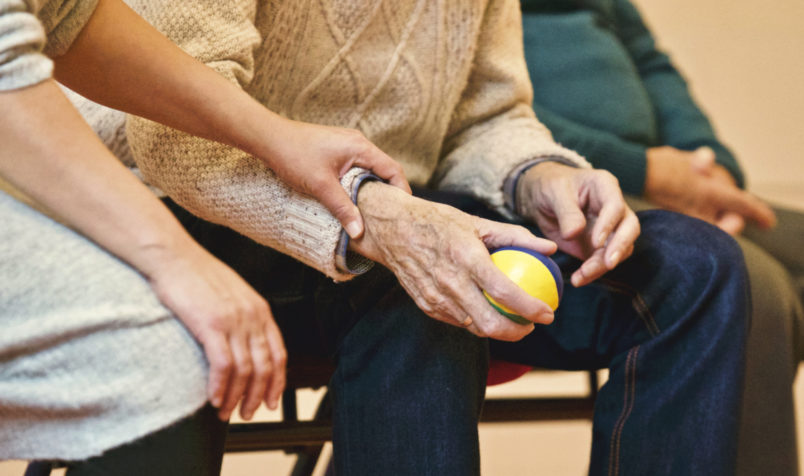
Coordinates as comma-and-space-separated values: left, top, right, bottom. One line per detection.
165, 193, 749, 476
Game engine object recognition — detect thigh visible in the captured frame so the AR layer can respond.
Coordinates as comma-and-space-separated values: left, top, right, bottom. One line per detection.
490, 209, 749, 371
65, 404, 227, 476
0, 192, 209, 461
744, 206, 804, 296
733, 235, 800, 476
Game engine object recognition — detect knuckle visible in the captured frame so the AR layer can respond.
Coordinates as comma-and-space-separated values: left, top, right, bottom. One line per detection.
476, 319, 499, 338
253, 360, 271, 378
236, 361, 254, 378
275, 349, 288, 367
206, 313, 229, 332
419, 285, 442, 307
214, 355, 234, 374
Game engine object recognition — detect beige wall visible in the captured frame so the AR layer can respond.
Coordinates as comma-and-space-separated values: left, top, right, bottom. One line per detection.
632, 0, 804, 209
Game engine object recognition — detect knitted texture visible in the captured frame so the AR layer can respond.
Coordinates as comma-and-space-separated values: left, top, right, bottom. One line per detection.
0, 0, 98, 91
520, 0, 745, 193
110, 0, 589, 282
1, 1, 208, 460
0, 191, 208, 460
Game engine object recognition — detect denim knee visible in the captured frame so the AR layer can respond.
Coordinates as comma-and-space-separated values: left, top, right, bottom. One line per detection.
634, 209, 750, 331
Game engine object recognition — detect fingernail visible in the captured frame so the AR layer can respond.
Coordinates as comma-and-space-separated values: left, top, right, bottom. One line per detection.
608, 250, 621, 267
596, 231, 608, 248
242, 410, 254, 421
345, 220, 362, 239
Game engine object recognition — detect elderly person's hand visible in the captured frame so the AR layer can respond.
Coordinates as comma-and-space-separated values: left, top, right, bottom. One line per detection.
516, 162, 641, 287
349, 182, 557, 341
645, 146, 776, 235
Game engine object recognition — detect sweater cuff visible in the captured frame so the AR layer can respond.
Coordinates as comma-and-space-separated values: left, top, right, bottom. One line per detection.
0, 5, 53, 91
503, 156, 579, 213
334, 171, 380, 275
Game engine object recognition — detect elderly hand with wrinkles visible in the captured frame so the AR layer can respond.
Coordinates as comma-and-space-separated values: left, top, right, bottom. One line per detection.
349, 182, 557, 341
645, 146, 776, 236
516, 162, 642, 288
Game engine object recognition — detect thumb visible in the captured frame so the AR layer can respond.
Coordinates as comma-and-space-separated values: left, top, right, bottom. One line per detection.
691, 146, 716, 174
716, 212, 746, 236
550, 186, 587, 240
317, 183, 365, 239
352, 147, 412, 194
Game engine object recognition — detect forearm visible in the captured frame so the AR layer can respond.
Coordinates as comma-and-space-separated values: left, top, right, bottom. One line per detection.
614, 0, 744, 187
52, 0, 284, 165
0, 79, 198, 278
126, 113, 359, 281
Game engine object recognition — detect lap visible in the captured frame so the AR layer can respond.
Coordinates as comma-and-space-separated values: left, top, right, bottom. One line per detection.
0, 191, 208, 461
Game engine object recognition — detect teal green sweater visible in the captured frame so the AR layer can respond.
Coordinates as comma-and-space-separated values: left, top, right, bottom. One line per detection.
520, 0, 744, 195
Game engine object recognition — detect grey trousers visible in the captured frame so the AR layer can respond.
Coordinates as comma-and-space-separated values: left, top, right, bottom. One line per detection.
627, 197, 803, 476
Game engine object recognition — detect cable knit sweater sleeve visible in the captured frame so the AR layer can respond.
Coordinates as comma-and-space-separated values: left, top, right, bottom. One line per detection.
433, 0, 589, 213
125, 0, 363, 282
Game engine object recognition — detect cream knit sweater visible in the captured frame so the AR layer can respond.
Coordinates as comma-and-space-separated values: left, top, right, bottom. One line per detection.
102, 0, 589, 281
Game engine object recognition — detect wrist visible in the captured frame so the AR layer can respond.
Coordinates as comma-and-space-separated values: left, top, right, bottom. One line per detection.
644, 147, 674, 200
130, 226, 206, 281
226, 105, 288, 163
515, 161, 570, 216
348, 181, 413, 264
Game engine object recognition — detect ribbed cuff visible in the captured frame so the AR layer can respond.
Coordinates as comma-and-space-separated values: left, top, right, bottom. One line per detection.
503, 156, 581, 213
334, 172, 381, 275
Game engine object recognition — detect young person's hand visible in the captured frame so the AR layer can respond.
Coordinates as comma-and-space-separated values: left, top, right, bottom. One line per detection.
262, 119, 411, 239
1, 80, 286, 422
55, 0, 410, 241
143, 244, 287, 422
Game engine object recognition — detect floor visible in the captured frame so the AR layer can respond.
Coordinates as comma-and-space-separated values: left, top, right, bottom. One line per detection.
2, 367, 804, 475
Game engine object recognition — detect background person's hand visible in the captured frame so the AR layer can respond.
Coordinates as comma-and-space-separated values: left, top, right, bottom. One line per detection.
143, 244, 287, 422
264, 119, 411, 239
516, 162, 641, 287
349, 182, 558, 342
645, 146, 776, 235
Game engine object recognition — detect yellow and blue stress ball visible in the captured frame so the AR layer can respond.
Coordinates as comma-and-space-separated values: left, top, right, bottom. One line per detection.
484, 246, 564, 325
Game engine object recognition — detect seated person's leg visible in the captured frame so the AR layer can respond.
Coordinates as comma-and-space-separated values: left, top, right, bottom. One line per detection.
66, 404, 226, 476
411, 189, 749, 474
487, 210, 749, 476
0, 192, 222, 472
163, 198, 489, 476
743, 206, 804, 331
733, 237, 800, 476
627, 195, 801, 475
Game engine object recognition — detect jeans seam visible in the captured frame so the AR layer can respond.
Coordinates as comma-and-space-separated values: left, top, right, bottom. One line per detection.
608, 345, 640, 476
599, 278, 661, 336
